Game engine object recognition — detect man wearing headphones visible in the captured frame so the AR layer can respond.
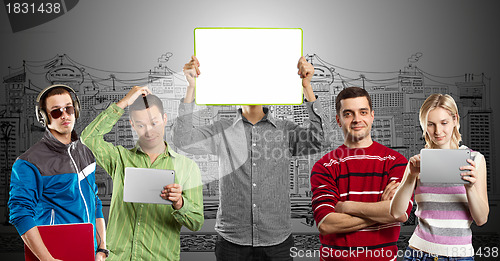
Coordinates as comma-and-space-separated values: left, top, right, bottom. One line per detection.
8, 85, 108, 261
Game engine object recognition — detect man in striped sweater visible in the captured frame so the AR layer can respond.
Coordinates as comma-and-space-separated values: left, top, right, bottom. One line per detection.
310, 87, 412, 261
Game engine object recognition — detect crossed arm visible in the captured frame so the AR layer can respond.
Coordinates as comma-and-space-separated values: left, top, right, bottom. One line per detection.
317, 181, 400, 235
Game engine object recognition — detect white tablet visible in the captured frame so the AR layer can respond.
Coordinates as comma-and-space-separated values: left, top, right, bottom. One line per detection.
123, 167, 175, 204
194, 27, 303, 105
420, 149, 471, 184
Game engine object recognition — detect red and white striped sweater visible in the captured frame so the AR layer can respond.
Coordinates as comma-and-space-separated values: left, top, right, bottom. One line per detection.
311, 141, 411, 261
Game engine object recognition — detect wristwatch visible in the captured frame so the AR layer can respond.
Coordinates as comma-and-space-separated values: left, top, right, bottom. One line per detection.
96, 248, 109, 258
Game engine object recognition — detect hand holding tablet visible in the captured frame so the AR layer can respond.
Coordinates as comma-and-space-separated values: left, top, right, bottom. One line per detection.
123, 167, 176, 205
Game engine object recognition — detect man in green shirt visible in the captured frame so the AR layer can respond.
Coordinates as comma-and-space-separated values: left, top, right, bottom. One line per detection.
81, 86, 204, 261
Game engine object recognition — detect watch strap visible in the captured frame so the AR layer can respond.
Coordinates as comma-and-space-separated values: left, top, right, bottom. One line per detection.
96, 248, 109, 258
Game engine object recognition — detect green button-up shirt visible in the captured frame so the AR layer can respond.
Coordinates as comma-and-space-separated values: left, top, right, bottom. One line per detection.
81, 103, 204, 261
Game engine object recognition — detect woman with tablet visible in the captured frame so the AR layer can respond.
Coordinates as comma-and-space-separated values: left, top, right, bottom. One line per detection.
390, 94, 489, 260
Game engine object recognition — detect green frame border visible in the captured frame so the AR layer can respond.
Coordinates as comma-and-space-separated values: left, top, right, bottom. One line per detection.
193, 27, 304, 106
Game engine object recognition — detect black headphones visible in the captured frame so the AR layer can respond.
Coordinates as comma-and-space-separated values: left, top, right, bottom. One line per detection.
35, 84, 81, 127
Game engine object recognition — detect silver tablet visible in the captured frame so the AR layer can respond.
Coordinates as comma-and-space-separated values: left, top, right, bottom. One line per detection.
123, 167, 175, 205
420, 149, 471, 184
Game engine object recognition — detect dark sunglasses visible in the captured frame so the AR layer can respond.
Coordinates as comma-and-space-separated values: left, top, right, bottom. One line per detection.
49, 106, 75, 119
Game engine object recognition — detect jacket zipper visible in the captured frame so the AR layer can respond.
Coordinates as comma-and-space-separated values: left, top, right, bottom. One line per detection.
50, 209, 55, 225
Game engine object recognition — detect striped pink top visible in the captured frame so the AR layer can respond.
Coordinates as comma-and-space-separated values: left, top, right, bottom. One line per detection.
408, 146, 483, 257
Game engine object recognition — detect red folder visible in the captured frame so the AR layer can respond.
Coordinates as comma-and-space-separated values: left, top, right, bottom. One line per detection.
24, 223, 95, 261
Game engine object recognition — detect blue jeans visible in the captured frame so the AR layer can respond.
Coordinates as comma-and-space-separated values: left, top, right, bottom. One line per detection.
215, 234, 294, 261
403, 247, 474, 261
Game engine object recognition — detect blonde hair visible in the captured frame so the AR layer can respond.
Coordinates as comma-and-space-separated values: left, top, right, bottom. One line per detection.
419, 94, 461, 149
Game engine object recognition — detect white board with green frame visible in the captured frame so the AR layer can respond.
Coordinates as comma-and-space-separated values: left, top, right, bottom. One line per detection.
194, 27, 303, 105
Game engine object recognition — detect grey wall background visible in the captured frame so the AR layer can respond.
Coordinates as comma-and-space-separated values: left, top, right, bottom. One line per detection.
1, 0, 499, 260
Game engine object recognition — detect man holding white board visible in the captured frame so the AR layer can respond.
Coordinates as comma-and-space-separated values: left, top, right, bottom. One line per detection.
174, 52, 325, 260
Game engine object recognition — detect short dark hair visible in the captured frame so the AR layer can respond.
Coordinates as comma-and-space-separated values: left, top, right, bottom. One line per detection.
129, 94, 164, 114
40, 87, 73, 112
335, 87, 373, 114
